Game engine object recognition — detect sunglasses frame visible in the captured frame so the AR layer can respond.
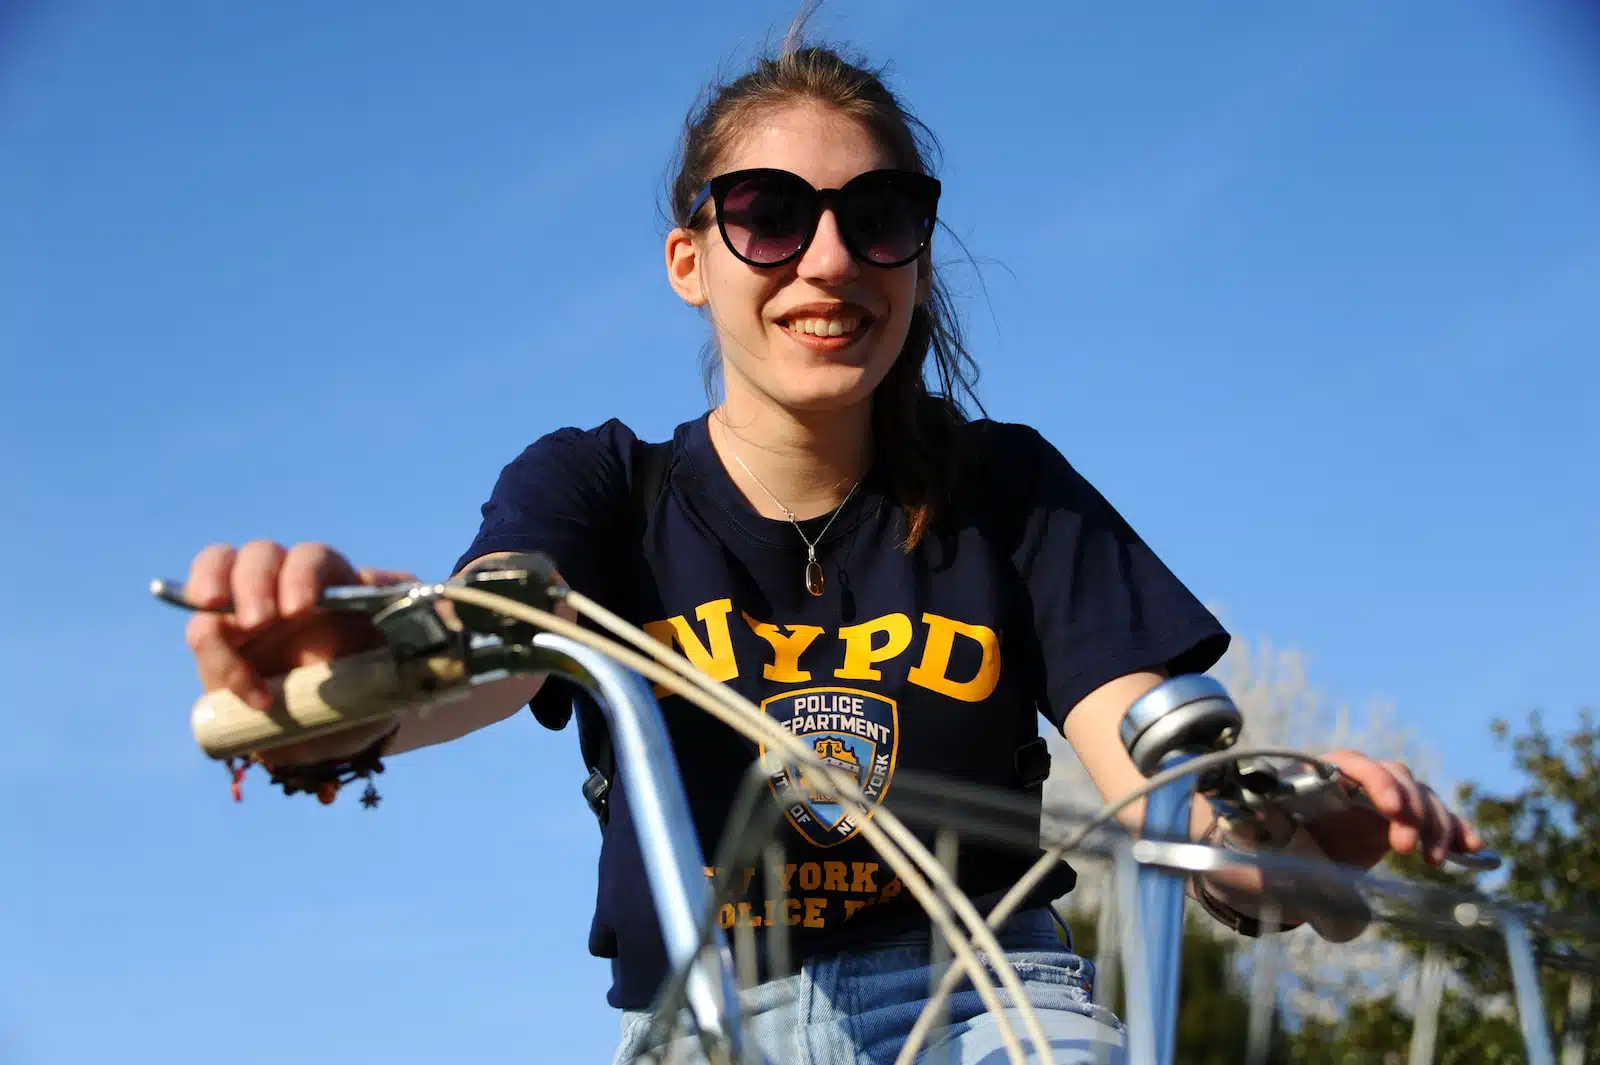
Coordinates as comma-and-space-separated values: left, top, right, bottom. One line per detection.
687, 167, 942, 270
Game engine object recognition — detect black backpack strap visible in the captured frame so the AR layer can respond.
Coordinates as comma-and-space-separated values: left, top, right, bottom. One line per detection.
575, 438, 674, 828
967, 425, 1052, 794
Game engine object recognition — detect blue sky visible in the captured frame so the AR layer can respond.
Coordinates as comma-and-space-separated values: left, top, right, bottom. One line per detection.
2, 2, 1596, 1061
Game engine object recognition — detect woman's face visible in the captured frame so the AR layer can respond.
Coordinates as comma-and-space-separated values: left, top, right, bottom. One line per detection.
666, 103, 926, 416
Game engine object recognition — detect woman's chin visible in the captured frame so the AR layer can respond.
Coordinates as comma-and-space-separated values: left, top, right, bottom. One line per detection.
723, 342, 899, 415
765, 369, 885, 414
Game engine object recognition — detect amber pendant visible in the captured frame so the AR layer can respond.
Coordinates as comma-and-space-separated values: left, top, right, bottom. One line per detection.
805, 559, 825, 597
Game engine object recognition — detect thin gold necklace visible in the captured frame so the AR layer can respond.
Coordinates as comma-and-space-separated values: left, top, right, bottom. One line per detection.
729, 451, 860, 597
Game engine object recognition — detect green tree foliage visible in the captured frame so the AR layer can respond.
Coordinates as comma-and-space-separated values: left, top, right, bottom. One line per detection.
1286, 709, 1599, 1064
1053, 711, 1596, 1063
1290, 993, 1527, 1065
1068, 910, 1291, 1065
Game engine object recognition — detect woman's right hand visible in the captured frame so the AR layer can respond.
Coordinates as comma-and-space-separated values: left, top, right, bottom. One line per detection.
183, 540, 417, 765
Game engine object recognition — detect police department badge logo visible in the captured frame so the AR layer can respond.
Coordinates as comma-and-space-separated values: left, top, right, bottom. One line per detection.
759, 687, 899, 848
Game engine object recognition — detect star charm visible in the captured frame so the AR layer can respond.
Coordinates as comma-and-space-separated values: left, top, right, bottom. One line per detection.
360, 784, 382, 809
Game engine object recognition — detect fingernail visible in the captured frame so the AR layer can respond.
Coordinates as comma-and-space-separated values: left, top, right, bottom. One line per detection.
248, 688, 273, 712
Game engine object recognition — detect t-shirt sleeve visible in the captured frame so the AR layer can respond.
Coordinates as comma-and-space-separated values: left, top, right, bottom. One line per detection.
452, 419, 635, 603
452, 420, 638, 732
1001, 425, 1230, 728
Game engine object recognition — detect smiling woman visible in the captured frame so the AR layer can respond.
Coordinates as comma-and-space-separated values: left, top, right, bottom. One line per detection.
661, 39, 978, 553
173, 5, 1487, 1065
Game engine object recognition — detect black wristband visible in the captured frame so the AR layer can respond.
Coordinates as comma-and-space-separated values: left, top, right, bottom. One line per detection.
1189, 872, 1303, 938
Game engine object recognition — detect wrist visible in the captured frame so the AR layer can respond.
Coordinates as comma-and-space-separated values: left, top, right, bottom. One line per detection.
1190, 817, 1374, 942
1189, 814, 1309, 936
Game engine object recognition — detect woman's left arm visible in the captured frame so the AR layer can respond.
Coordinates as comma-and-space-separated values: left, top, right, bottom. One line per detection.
987, 423, 1483, 930
1060, 670, 1485, 930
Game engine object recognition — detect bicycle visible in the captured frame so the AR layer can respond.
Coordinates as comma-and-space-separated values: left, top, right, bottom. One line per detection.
152, 554, 1600, 1065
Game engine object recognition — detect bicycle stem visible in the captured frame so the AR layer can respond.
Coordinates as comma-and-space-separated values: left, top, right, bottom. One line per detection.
1132, 753, 1201, 1065
1119, 676, 1245, 1065
521, 632, 752, 1065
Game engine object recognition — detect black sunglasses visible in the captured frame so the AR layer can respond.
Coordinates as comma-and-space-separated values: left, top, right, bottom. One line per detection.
687, 167, 941, 269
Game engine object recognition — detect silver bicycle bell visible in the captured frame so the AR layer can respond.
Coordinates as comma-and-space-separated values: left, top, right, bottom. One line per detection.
1119, 675, 1243, 775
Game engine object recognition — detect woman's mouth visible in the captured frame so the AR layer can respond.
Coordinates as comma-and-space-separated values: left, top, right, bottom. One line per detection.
778, 314, 875, 350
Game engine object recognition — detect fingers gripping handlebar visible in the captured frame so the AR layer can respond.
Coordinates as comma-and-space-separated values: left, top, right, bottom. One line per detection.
154, 553, 565, 760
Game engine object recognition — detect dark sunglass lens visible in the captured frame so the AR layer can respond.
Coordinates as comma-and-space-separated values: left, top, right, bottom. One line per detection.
841, 178, 933, 265
719, 174, 812, 264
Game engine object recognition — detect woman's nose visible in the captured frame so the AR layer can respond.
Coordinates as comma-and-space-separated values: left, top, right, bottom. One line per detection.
795, 208, 859, 283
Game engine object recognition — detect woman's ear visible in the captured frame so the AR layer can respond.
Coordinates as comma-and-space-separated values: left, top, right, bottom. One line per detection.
666, 228, 709, 307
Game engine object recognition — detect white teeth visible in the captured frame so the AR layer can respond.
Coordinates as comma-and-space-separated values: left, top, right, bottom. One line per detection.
785, 316, 862, 337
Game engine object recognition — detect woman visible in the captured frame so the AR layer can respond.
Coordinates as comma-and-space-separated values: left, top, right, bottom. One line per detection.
179, 30, 1483, 1065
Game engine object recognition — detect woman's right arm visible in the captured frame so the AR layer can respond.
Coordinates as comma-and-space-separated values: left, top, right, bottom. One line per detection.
189, 424, 634, 766
184, 540, 568, 765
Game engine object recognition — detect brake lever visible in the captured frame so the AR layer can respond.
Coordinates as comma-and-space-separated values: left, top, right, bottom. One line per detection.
152, 576, 467, 662
151, 551, 564, 668
152, 552, 561, 625
150, 577, 423, 617
1211, 758, 1502, 873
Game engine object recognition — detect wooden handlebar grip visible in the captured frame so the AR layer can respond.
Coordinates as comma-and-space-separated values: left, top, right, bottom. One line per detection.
190, 649, 470, 761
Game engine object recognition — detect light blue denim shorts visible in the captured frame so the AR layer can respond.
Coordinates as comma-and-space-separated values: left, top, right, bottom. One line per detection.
613, 907, 1126, 1065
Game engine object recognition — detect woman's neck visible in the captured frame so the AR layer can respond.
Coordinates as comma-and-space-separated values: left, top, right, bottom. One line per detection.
708, 394, 871, 521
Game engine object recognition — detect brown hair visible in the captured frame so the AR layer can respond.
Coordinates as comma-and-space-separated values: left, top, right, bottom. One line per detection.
665, 16, 983, 551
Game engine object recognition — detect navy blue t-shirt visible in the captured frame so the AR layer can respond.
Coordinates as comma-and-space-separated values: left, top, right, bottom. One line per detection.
454, 412, 1228, 1010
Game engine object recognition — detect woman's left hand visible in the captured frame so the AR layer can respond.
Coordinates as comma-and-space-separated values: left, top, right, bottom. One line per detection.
1302, 750, 1485, 871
